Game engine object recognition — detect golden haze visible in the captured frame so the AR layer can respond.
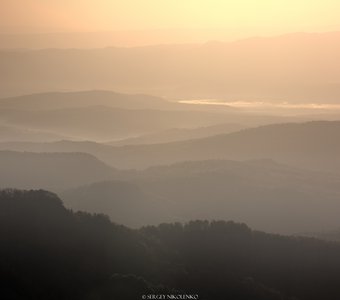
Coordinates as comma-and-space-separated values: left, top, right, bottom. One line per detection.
1, 0, 340, 40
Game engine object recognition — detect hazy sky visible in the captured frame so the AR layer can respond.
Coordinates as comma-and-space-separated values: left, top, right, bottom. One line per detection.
1, 0, 340, 37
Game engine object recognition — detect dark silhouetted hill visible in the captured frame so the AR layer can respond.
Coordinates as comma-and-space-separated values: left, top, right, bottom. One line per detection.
3, 189, 340, 299
0, 189, 155, 300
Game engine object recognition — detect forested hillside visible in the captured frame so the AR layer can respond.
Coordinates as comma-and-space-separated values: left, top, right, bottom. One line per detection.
2, 189, 340, 300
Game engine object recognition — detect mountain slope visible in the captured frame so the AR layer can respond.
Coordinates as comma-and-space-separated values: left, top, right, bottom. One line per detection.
107, 123, 246, 146
105, 120, 340, 171
0, 105, 234, 140
62, 180, 165, 227
2, 32, 340, 100
1, 121, 340, 171
62, 159, 340, 233
0, 90, 175, 111
0, 124, 71, 142
0, 151, 119, 191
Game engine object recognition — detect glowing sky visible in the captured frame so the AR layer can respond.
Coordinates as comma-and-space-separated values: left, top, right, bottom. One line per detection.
1, 0, 340, 37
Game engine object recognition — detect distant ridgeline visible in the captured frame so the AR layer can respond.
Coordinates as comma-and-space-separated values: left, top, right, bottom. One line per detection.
2, 189, 340, 300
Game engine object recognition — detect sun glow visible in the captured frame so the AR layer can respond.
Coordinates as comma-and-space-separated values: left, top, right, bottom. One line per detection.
1, 0, 340, 38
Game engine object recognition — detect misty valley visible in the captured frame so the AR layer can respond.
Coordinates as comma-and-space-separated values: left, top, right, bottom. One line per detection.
2, 28, 340, 300
2, 87, 340, 300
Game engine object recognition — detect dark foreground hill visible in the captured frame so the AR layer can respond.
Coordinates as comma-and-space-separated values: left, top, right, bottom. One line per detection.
3, 189, 340, 299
